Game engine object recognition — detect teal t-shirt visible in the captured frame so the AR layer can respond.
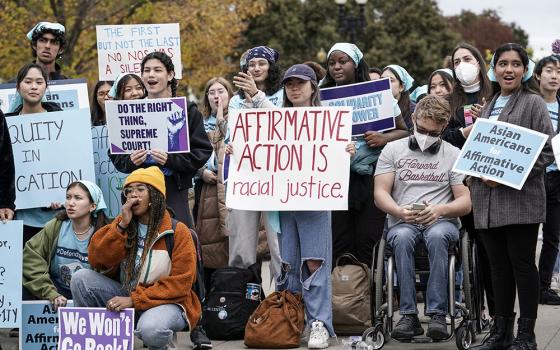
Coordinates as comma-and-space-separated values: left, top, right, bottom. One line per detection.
547, 100, 559, 172
489, 95, 511, 121
49, 220, 93, 295
135, 223, 148, 268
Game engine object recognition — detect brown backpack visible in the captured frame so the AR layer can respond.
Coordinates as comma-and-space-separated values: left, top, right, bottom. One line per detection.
244, 290, 305, 348
331, 253, 372, 334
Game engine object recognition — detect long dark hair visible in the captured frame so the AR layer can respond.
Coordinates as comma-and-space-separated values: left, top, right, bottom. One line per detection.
320, 56, 370, 88
428, 70, 454, 96
55, 182, 109, 232
120, 184, 167, 292
449, 43, 492, 118
91, 81, 113, 126
490, 43, 539, 96
16, 63, 48, 89
238, 61, 283, 99
382, 66, 412, 121
141, 52, 177, 97
116, 74, 147, 100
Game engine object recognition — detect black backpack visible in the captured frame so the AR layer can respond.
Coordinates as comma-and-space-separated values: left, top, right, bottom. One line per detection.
165, 219, 206, 302
202, 263, 263, 340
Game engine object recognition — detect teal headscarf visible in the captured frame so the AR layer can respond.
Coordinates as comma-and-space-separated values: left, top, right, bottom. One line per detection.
327, 43, 364, 66
77, 180, 109, 217
385, 64, 414, 92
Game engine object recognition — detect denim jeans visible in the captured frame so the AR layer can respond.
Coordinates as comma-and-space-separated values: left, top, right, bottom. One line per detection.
70, 269, 187, 350
277, 211, 334, 336
386, 220, 459, 316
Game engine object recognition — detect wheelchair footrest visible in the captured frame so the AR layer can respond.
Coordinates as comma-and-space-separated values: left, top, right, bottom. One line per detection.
410, 335, 434, 343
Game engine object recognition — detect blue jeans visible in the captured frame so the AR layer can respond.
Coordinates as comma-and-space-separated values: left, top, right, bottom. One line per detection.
277, 211, 334, 336
70, 269, 187, 350
386, 220, 459, 316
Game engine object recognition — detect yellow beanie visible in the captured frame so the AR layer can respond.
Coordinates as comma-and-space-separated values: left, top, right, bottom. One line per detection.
124, 166, 166, 198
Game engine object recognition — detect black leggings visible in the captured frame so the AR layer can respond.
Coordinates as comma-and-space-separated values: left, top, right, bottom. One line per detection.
480, 224, 539, 319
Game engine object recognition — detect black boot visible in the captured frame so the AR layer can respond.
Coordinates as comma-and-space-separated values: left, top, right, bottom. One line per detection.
509, 318, 537, 350
471, 315, 515, 350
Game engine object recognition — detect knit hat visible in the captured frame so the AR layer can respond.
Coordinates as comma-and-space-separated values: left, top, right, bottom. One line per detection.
124, 166, 166, 198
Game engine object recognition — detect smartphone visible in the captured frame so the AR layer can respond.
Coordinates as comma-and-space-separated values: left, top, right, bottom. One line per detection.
412, 203, 426, 210
464, 105, 474, 126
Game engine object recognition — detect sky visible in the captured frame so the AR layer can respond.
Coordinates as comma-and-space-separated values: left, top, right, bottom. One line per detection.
436, 0, 558, 59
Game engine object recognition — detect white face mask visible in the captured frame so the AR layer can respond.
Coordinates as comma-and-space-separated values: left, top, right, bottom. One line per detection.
414, 129, 440, 152
455, 62, 480, 86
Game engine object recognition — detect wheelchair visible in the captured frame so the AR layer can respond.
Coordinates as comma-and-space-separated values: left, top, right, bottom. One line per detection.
361, 225, 484, 350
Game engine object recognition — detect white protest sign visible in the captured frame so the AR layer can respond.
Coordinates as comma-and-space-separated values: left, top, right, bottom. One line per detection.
0, 220, 23, 328
7, 109, 96, 209
96, 23, 182, 80
226, 107, 353, 210
105, 97, 190, 154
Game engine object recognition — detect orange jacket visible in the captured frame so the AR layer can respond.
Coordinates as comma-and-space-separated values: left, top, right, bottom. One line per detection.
89, 211, 201, 329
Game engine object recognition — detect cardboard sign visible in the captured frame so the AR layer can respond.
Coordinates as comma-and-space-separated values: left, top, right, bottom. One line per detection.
20, 300, 74, 350
92, 126, 128, 218
0, 220, 23, 328
105, 97, 189, 154
96, 23, 182, 80
226, 107, 352, 210
452, 119, 548, 189
7, 109, 96, 209
58, 307, 134, 350
320, 78, 395, 136
0, 79, 90, 114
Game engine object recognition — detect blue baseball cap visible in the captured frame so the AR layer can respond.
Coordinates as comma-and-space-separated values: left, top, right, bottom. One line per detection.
282, 64, 317, 84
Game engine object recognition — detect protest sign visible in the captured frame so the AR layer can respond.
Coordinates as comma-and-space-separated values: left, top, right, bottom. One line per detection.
92, 126, 128, 218
0, 220, 23, 328
20, 300, 74, 350
7, 109, 96, 209
96, 23, 182, 80
226, 107, 352, 210
551, 133, 560, 166
105, 97, 190, 154
0, 79, 90, 114
58, 307, 134, 350
452, 119, 548, 190
320, 78, 395, 136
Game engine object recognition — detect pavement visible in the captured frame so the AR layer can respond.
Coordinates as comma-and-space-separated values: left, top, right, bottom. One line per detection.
3, 243, 560, 349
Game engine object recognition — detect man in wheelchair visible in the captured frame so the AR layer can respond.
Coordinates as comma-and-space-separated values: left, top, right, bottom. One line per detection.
373, 95, 472, 341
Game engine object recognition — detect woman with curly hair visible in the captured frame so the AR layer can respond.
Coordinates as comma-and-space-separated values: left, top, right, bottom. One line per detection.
71, 167, 201, 350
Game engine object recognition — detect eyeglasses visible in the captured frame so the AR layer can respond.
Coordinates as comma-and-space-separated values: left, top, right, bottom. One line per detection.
415, 124, 444, 138
123, 185, 148, 197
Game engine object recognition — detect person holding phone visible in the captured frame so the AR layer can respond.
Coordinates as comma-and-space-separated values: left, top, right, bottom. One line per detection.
374, 95, 472, 341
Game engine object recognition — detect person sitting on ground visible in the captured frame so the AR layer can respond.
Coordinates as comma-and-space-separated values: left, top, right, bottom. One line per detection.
374, 95, 471, 341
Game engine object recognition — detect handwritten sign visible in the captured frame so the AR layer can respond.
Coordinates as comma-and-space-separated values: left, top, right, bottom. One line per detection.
96, 23, 182, 80
58, 307, 134, 350
226, 107, 352, 210
452, 119, 548, 190
0, 220, 23, 327
0, 79, 90, 114
92, 126, 128, 218
7, 109, 96, 209
20, 300, 74, 350
320, 78, 395, 136
105, 97, 189, 154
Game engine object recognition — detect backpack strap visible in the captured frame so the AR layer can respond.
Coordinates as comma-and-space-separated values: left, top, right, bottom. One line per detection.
165, 219, 178, 260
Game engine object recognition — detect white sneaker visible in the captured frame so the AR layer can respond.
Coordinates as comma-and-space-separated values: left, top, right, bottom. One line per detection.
308, 320, 329, 349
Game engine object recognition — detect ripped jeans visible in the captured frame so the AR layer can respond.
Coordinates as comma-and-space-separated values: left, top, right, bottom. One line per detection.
278, 211, 334, 336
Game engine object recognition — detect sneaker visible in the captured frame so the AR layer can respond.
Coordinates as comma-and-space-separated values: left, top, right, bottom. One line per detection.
426, 314, 449, 340
190, 325, 212, 350
308, 320, 329, 349
392, 314, 424, 340
540, 288, 560, 305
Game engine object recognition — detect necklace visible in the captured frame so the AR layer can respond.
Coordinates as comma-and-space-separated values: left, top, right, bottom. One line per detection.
73, 225, 92, 236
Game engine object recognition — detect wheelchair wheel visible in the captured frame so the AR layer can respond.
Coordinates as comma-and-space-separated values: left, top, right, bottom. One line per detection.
374, 238, 386, 314
461, 232, 473, 314
363, 324, 385, 350
455, 323, 475, 350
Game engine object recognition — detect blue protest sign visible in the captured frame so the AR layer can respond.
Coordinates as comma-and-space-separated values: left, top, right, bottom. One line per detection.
452, 119, 548, 190
320, 78, 395, 136
105, 97, 190, 154
20, 300, 74, 350
92, 126, 128, 218
6, 109, 96, 209
0, 79, 90, 114
58, 307, 134, 350
0, 220, 23, 328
